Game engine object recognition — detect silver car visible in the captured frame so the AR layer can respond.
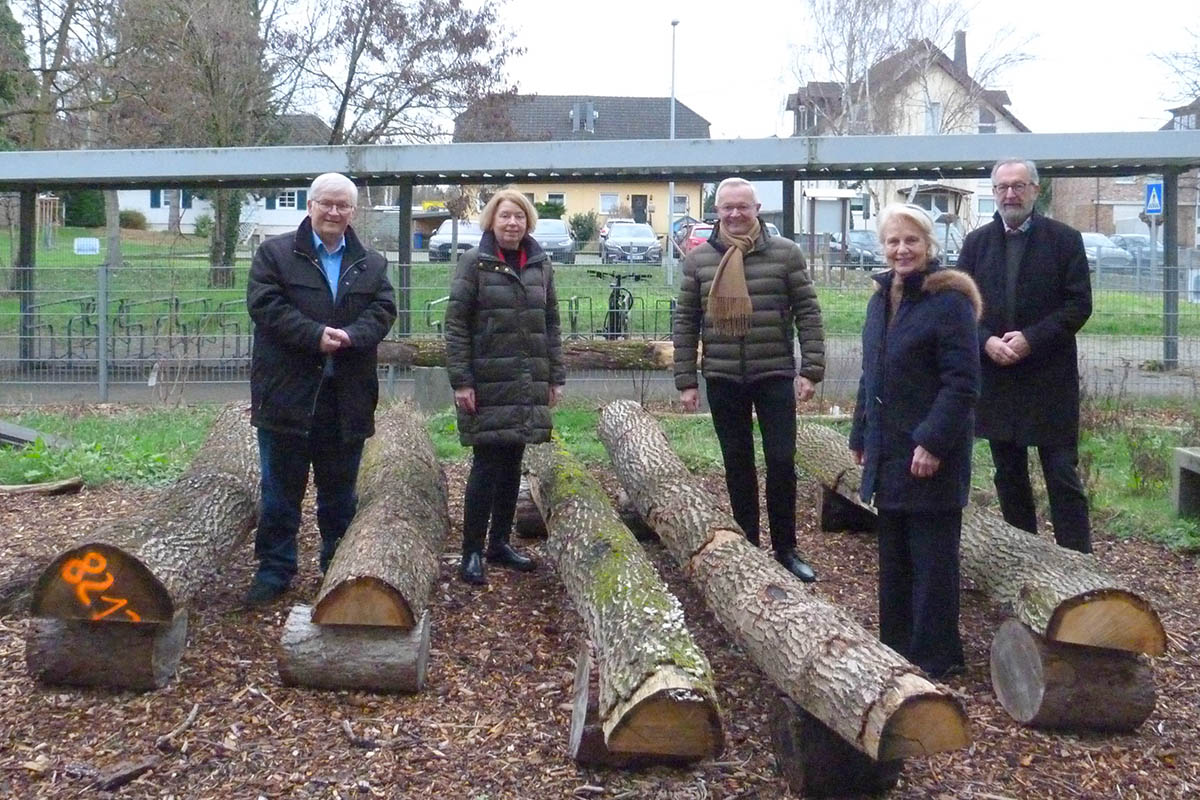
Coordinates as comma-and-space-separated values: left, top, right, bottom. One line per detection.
428, 220, 484, 262
530, 218, 576, 264
600, 222, 662, 265
1080, 232, 1134, 270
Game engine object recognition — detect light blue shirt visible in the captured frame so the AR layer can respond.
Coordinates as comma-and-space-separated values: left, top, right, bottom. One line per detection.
312, 230, 346, 300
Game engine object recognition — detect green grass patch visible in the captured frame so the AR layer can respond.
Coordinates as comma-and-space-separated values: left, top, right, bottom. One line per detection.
0, 406, 219, 486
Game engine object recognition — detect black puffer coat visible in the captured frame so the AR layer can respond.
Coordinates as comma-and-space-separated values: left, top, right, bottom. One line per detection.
673, 222, 824, 389
849, 265, 982, 511
444, 231, 565, 447
247, 218, 396, 440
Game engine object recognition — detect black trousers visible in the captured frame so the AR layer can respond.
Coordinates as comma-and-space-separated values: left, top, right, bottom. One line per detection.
462, 443, 526, 555
988, 439, 1091, 553
877, 508, 964, 677
706, 376, 797, 554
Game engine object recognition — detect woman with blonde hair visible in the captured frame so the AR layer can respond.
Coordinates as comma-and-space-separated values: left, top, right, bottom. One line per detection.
444, 189, 565, 585
849, 203, 982, 679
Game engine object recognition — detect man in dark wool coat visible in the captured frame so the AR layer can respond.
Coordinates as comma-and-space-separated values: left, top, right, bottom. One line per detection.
957, 158, 1094, 553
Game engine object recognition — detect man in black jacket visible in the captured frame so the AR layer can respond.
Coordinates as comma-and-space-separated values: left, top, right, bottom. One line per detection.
958, 159, 1093, 553
244, 173, 396, 605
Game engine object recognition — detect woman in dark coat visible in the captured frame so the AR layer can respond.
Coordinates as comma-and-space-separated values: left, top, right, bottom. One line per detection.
848, 204, 982, 679
444, 189, 566, 585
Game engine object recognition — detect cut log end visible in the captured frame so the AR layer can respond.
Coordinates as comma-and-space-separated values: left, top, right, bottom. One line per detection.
311, 576, 415, 628
605, 680, 723, 760
30, 542, 174, 624
1047, 590, 1167, 656
877, 694, 970, 760
26, 611, 188, 690
990, 618, 1155, 732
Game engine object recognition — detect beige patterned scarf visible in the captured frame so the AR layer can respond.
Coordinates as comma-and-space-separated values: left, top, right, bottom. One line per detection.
708, 219, 760, 336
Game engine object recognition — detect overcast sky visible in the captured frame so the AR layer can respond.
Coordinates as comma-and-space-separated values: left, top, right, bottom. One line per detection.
504, 0, 1197, 139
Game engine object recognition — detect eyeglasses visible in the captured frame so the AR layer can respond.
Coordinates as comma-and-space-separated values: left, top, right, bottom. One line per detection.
993, 182, 1032, 195
313, 199, 354, 213
716, 204, 757, 214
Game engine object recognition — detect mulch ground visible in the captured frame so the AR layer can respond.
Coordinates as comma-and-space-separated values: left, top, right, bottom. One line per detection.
1, 460, 1198, 799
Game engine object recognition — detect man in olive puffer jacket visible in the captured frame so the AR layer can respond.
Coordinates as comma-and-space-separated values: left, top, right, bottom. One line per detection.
674, 177, 825, 582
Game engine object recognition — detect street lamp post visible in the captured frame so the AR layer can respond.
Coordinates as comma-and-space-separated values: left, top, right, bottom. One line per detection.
666, 19, 679, 286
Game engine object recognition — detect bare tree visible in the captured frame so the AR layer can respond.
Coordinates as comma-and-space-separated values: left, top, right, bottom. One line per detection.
280, 0, 521, 145
1157, 29, 1200, 108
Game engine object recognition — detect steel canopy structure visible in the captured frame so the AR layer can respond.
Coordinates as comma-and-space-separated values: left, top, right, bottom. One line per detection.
0, 130, 1198, 190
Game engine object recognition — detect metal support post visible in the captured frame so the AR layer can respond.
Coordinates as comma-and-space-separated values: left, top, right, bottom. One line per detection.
1162, 169, 1180, 369
782, 178, 796, 241
395, 179, 413, 338
17, 189, 36, 363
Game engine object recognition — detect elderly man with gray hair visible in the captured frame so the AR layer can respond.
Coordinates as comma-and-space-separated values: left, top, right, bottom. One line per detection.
674, 177, 826, 582
244, 172, 397, 606
957, 158, 1093, 553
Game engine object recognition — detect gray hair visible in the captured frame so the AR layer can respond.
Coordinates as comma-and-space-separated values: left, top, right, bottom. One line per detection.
715, 177, 760, 205
309, 173, 359, 204
876, 203, 940, 260
991, 159, 1039, 185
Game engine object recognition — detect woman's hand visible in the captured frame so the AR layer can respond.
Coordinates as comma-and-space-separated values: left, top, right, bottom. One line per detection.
850, 449, 864, 466
550, 385, 564, 408
910, 445, 941, 478
454, 387, 476, 414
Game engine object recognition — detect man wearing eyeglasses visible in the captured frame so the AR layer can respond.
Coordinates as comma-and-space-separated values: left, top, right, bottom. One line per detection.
958, 158, 1093, 553
244, 172, 397, 606
674, 177, 825, 582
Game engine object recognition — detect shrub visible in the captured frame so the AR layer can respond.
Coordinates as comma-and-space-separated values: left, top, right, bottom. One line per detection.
192, 212, 213, 238
61, 189, 106, 227
118, 209, 147, 230
568, 210, 598, 244
535, 201, 565, 219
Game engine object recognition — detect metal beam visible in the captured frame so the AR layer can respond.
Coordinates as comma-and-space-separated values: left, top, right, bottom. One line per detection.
1, 131, 1199, 190
1163, 169, 1180, 369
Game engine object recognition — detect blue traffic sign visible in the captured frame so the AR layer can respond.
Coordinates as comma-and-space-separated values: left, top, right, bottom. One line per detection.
1145, 181, 1164, 216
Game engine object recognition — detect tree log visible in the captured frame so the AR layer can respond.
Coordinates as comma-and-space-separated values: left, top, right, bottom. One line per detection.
278, 605, 430, 693
0, 476, 84, 496
793, 422, 1167, 656
26, 611, 187, 690
513, 476, 548, 539
312, 402, 448, 628
989, 619, 1155, 732
524, 440, 723, 761
770, 695, 902, 797
377, 337, 673, 371
29, 404, 259, 623
597, 401, 968, 761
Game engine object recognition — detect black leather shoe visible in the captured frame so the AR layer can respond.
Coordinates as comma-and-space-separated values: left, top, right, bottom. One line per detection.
485, 542, 536, 572
459, 552, 486, 585
243, 581, 286, 608
776, 549, 816, 583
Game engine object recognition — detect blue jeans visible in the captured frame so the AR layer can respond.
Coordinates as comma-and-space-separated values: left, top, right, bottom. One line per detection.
253, 416, 364, 590
706, 376, 797, 553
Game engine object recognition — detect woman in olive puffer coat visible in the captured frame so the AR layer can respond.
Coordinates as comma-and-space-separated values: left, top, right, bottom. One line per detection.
444, 189, 565, 585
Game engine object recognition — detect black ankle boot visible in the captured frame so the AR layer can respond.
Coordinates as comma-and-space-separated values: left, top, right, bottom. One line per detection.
776, 549, 816, 583
459, 552, 486, 585
485, 542, 536, 571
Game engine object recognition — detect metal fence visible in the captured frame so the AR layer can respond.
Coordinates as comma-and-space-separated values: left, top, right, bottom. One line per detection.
2, 248, 1199, 405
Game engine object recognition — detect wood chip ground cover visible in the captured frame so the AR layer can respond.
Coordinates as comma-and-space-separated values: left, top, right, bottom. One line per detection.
0, 465, 1197, 798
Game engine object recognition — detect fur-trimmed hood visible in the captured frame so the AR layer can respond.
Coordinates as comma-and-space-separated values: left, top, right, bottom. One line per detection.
873, 265, 983, 320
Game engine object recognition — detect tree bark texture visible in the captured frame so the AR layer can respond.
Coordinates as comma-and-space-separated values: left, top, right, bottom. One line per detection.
793, 421, 1167, 656
524, 441, 723, 761
597, 400, 968, 761
770, 695, 902, 797
29, 404, 259, 623
26, 611, 188, 690
312, 402, 448, 628
377, 338, 673, 371
513, 476, 548, 539
278, 605, 430, 693
989, 619, 1155, 732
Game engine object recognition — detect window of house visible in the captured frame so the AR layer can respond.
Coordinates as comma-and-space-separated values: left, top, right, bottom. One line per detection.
795, 105, 809, 135
978, 196, 995, 216
277, 190, 298, 209
547, 192, 565, 207
673, 195, 688, 214
523, 192, 535, 203
925, 102, 943, 134
600, 193, 619, 214
978, 108, 996, 134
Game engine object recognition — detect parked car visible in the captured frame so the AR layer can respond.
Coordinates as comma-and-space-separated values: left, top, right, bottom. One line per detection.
600, 222, 662, 265
1109, 233, 1164, 268
828, 230, 883, 268
679, 222, 714, 253
599, 217, 635, 240
428, 219, 484, 262
1080, 232, 1134, 270
530, 218, 576, 264
765, 221, 781, 238
934, 225, 963, 266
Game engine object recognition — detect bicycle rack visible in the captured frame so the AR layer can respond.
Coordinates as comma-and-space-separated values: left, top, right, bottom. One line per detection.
653, 297, 677, 339
425, 295, 450, 334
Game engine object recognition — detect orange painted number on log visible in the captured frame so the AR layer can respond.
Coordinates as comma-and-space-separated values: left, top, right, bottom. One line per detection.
60, 551, 139, 621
